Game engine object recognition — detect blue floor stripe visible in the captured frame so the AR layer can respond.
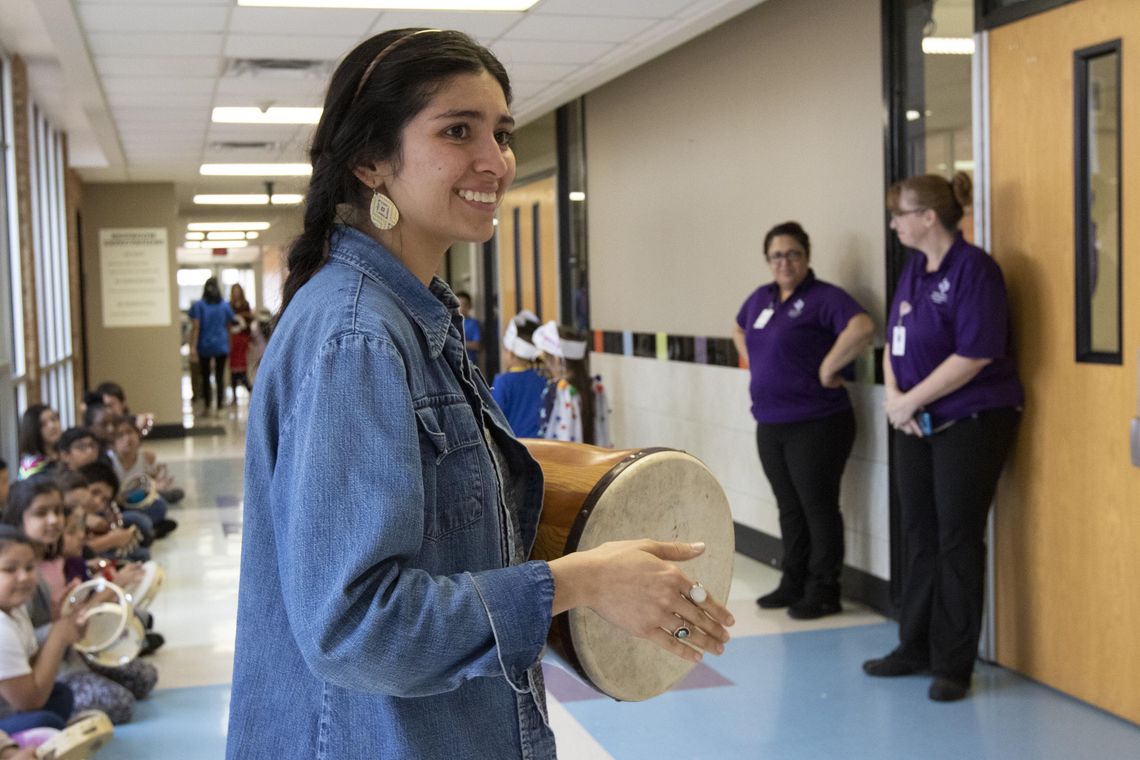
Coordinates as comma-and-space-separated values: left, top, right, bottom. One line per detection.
561, 624, 1140, 760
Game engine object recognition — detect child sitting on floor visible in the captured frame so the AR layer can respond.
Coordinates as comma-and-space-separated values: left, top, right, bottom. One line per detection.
0, 525, 80, 735
3, 478, 156, 725
16, 406, 62, 481
107, 418, 177, 539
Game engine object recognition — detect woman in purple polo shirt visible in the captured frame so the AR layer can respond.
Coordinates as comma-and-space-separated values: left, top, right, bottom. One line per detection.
733, 221, 874, 620
863, 173, 1022, 703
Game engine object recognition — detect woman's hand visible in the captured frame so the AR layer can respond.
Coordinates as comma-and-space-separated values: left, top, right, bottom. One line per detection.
884, 389, 919, 429
549, 540, 734, 663
819, 367, 845, 389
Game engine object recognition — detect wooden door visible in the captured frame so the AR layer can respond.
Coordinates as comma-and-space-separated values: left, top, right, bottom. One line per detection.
497, 175, 559, 322
989, 0, 1140, 723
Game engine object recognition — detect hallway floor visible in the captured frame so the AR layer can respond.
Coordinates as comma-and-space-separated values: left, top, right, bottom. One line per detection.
95, 408, 1140, 759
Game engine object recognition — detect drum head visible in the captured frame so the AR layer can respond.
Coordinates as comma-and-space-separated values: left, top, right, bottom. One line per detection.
565, 450, 735, 701
86, 613, 145, 669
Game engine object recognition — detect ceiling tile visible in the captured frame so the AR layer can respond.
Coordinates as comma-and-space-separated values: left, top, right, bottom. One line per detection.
102, 76, 217, 95
492, 39, 614, 66
88, 32, 224, 57
78, 3, 229, 33
368, 10, 522, 39
501, 62, 577, 82
223, 34, 361, 60
531, 0, 696, 18
229, 6, 382, 36
97, 56, 224, 77
504, 14, 659, 43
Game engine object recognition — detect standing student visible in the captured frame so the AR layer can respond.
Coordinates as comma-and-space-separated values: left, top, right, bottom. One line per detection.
863, 173, 1022, 702
733, 222, 874, 619
490, 311, 547, 438
456, 290, 482, 368
227, 284, 254, 404
188, 278, 236, 415
227, 29, 733, 760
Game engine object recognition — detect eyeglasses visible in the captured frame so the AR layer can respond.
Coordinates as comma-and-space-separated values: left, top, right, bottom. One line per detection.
890, 207, 928, 220
766, 250, 805, 263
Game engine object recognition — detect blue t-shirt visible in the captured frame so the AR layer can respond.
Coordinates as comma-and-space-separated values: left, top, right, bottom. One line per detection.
491, 368, 548, 438
190, 299, 236, 357
887, 234, 1023, 426
462, 316, 481, 365
736, 271, 866, 424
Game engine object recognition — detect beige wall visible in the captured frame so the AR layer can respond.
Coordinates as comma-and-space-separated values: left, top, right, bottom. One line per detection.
80, 183, 183, 423
586, 0, 885, 336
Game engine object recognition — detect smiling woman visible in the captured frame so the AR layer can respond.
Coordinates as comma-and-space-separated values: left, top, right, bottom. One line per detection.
227, 28, 734, 760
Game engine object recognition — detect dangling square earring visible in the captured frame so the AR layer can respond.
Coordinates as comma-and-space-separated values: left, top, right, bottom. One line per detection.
370, 189, 399, 230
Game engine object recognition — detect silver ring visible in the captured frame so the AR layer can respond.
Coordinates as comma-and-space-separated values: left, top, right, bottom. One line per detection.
673, 625, 691, 640
687, 583, 707, 604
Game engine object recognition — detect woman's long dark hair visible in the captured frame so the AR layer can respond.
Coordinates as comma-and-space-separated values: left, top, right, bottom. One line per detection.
275, 29, 511, 326
201, 277, 222, 304
18, 404, 51, 457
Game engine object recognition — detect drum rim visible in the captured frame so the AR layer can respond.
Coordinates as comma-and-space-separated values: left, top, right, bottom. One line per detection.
550, 446, 674, 699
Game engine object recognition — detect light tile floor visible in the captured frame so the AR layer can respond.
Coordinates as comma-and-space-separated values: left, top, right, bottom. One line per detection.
95, 407, 1140, 759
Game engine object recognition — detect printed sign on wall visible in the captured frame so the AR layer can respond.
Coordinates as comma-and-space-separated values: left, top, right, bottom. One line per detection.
99, 228, 171, 327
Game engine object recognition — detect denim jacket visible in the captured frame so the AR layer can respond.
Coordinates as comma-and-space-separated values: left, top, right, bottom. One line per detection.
226, 226, 557, 759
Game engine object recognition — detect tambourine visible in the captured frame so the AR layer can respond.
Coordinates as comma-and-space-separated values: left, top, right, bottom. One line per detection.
123, 560, 164, 612
34, 711, 114, 759
119, 474, 158, 510
62, 579, 144, 668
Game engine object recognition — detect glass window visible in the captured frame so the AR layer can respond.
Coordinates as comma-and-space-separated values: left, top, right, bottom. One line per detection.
1074, 40, 1122, 364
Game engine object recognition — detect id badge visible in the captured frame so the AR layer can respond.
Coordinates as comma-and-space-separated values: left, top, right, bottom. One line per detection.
753, 308, 775, 330
891, 325, 906, 356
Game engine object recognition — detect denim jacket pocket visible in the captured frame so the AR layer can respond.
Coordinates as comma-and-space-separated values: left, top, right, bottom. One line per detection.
414, 402, 486, 541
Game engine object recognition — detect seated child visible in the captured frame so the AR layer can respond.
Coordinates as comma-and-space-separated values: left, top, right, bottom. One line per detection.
92, 386, 182, 504
75, 465, 149, 563
107, 418, 176, 539
54, 430, 100, 474
16, 406, 61, 481
3, 478, 156, 725
0, 526, 80, 735
490, 311, 548, 438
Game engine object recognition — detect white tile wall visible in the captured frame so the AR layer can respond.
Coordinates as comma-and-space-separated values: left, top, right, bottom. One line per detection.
591, 352, 891, 581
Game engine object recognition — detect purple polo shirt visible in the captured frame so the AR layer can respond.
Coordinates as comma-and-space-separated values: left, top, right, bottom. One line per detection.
887, 234, 1024, 426
736, 271, 866, 424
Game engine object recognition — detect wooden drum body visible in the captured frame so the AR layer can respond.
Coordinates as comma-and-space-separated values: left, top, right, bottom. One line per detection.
524, 439, 735, 701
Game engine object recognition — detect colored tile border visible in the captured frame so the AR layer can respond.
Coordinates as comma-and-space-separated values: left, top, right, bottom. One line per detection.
591, 329, 883, 383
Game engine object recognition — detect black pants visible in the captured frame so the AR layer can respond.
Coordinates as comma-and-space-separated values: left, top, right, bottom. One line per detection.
892, 407, 1020, 681
756, 408, 856, 601
199, 354, 228, 410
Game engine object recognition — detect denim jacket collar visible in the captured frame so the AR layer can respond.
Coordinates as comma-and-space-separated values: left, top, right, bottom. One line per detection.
328, 225, 456, 358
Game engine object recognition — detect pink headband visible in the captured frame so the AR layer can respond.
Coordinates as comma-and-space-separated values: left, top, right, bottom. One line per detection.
352, 29, 444, 105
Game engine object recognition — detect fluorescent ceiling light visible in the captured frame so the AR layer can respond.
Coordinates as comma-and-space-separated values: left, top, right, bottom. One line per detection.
206, 232, 249, 241
188, 222, 271, 232
237, 0, 539, 9
200, 163, 311, 176
922, 37, 975, 55
186, 232, 206, 240
906, 110, 921, 122
194, 194, 304, 205
568, 191, 586, 202
246, 232, 260, 240
212, 107, 322, 125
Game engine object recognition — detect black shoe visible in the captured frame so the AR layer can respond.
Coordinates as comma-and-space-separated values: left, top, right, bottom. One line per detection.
756, 585, 803, 609
140, 632, 165, 657
787, 597, 842, 620
928, 676, 969, 701
159, 488, 185, 504
863, 649, 929, 677
154, 519, 178, 539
